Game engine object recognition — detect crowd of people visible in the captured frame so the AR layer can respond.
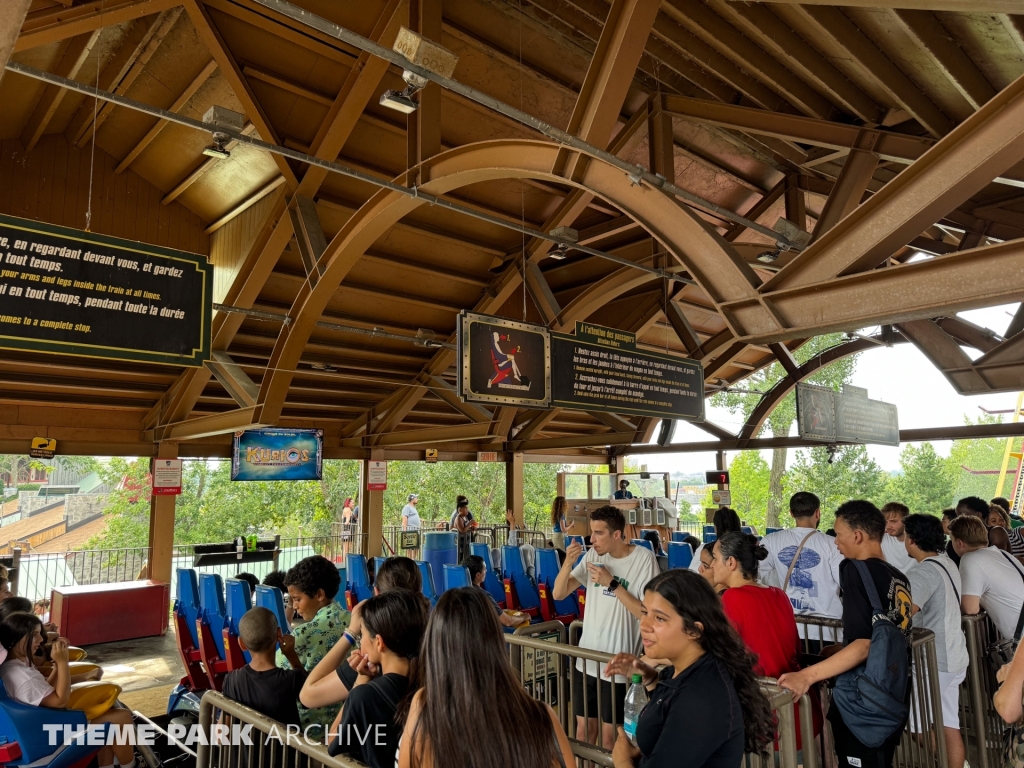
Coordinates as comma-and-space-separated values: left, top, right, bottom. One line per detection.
5, 492, 1024, 768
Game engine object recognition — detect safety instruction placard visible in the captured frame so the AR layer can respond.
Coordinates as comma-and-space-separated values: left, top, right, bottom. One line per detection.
367, 460, 388, 490
0, 213, 211, 366
152, 459, 183, 495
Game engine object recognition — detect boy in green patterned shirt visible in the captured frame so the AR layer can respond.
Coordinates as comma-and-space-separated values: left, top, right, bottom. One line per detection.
276, 555, 350, 736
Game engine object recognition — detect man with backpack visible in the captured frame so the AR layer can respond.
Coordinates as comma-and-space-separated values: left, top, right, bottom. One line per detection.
779, 500, 913, 768
904, 513, 968, 768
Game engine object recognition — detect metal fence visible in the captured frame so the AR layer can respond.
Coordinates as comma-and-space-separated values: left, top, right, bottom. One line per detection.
507, 623, 815, 768
13, 534, 359, 603
791, 616, 947, 768
380, 522, 548, 555
960, 612, 1004, 768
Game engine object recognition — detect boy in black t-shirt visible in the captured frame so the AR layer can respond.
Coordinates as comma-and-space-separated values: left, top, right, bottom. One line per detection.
779, 500, 912, 768
223, 607, 307, 727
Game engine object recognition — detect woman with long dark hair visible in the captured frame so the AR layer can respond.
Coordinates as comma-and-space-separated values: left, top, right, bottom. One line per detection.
328, 589, 427, 768
550, 496, 572, 550
711, 532, 821, 747
398, 588, 575, 768
605, 569, 774, 768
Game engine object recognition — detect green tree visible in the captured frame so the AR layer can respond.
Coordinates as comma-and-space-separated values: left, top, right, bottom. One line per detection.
885, 442, 955, 513
945, 415, 1021, 503
711, 334, 859, 528
727, 450, 770, 528
787, 445, 888, 529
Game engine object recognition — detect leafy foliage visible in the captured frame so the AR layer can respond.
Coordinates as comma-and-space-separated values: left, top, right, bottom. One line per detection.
725, 450, 770, 528
787, 445, 888, 529
884, 442, 956, 513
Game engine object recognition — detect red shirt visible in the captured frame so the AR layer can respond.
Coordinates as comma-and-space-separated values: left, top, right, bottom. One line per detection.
722, 584, 822, 745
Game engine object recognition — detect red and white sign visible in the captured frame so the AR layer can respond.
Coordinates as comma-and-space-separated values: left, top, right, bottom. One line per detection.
477, 451, 498, 462
367, 460, 388, 491
152, 459, 183, 496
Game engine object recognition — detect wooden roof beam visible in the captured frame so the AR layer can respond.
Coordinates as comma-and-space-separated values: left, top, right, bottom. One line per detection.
21, 31, 100, 152
707, 0, 883, 124
15, 0, 179, 53
116, 59, 218, 173
661, 0, 837, 120
734, 1, 1021, 11
183, 0, 299, 188
64, 8, 182, 147
552, 0, 662, 180
784, 5, 952, 138
891, 10, 997, 112
162, 123, 256, 205
0, 0, 30, 90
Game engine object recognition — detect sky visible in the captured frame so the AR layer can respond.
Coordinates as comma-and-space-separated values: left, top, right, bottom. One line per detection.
633, 303, 1024, 476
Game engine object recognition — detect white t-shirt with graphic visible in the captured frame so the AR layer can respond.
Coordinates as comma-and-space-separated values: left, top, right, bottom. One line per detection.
759, 528, 844, 620
960, 546, 1024, 641
571, 544, 659, 682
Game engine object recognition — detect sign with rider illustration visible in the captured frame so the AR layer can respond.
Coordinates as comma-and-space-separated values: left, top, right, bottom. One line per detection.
231, 428, 324, 481
796, 383, 899, 446
457, 312, 551, 407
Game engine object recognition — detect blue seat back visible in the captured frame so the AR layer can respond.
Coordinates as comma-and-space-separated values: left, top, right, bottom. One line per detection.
631, 538, 655, 552
703, 525, 717, 544
199, 573, 228, 659
0, 683, 102, 765
535, 548, 577, 617
671, 531, 687, 543
175, 568, 201, 649
667, 542, 693, 570
416, 561, 439, 605
766, 527, 782, 535
373, 557, 388, 584
469, 542, 505, 604
502, 545, 540, 610
225, 579, 253, 663
254, 585, 291, 635
346, 554, 373, 602
443, 564, 472, 591
742, 526, 755, 535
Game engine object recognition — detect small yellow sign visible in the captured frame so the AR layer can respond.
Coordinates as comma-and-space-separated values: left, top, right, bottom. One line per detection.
30, 437, 56, 459
425, 448, 438, 463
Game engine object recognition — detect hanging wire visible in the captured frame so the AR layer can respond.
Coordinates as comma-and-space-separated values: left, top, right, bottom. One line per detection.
84, 0, 104, 232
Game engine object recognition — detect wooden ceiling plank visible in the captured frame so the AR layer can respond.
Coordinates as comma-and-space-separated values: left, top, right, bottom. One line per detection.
74, 7, 184, 148
662, 0, 835, 120
116, 58, 217, 174
724, 178, 785, 242
63, 9, 177, 146
652, 16, 798, 114
0, 0, 31, 90
787, 5, 953, 138
243, 63, 334, 107
21, 30, 101, 152
15, 0, 179, 53
161, 123, 256, 205
892, 9, 997, 112
183, 0, 299, 188
205, 176, 287, 234
708, 0, 883, 124
737, 1, 1022, 11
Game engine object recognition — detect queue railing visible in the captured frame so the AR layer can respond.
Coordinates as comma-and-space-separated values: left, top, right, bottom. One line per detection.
793, 616, 947, 768
197, 683, 621, 768
506, 631, 812, 768
960, 612, 1004, 768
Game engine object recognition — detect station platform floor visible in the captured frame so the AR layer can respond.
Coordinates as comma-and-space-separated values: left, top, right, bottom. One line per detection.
84, 624, 185, 717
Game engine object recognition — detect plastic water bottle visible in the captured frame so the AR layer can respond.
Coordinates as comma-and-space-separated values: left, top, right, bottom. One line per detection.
623, 673, 648, 746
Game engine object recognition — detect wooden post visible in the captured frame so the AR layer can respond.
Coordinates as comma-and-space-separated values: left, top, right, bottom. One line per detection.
506, 451, 524, 529
362, 449, 385, 557
147, 442, 178, 586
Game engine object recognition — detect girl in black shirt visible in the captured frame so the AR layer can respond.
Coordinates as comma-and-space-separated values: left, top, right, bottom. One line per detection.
606, 570, 774, 768
329, 589, 427, 768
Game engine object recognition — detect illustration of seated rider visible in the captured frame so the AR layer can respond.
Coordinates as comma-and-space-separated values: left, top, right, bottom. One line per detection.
489, 331, 529, 389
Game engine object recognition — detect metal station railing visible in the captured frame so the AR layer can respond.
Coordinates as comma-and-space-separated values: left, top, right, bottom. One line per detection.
507, 623, 816, 768
793, 616, 947, 768
960, 612, 1006, 768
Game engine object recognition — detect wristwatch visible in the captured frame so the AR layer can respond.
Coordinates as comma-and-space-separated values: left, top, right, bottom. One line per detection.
608, 578, 621, 592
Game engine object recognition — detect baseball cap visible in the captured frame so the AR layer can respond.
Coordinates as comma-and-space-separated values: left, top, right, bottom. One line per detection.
408, 493, 419, 501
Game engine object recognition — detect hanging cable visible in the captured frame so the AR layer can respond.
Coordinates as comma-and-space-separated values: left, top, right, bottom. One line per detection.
246, 0, 801, 251
4, 61, 691, 283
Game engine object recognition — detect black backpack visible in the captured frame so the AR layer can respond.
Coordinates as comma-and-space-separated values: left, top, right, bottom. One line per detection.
831, 559, 910, 747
